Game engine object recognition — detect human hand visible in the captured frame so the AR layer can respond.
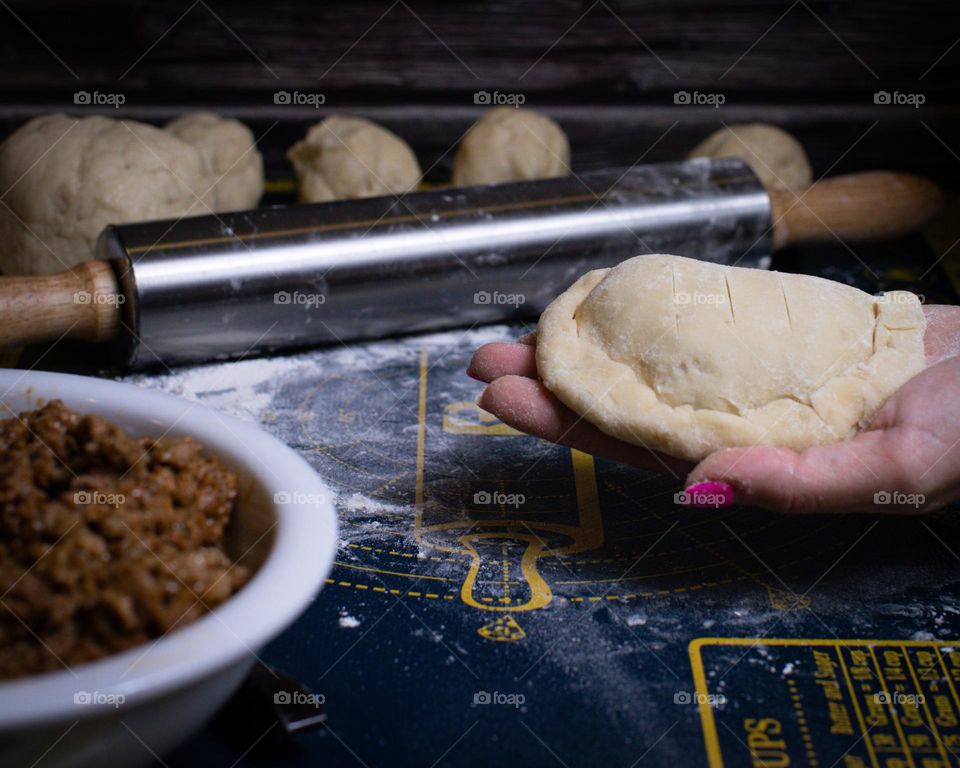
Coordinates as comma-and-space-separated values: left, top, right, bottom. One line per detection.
467, 306, 960, 513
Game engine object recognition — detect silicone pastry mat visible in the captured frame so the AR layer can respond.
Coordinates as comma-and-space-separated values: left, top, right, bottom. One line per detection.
117, 230, 960, 767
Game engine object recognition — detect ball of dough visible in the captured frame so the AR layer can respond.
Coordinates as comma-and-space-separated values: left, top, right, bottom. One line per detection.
0, 114, 215, 276
286, 116, 421, 203
688, 123, 812, 192
536, 254, 925, 462
452, 107, 570, 186
165, 112, 263, 211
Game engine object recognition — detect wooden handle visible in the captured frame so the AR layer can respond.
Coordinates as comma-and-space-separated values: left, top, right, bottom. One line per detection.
770, 171, 944, 250
0, 260, 122, 349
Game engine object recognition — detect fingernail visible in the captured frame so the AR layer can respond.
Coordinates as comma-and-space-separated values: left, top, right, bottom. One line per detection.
679, 481, 735, 509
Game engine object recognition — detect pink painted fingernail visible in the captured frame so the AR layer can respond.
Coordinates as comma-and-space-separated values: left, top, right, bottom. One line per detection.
677, 481, 735, 508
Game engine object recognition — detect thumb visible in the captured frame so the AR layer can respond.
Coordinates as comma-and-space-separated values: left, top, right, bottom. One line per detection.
686, 430, 904, 513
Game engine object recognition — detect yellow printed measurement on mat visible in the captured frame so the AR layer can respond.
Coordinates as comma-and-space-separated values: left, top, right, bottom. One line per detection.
414, 347, 604, 614
689, 638, 960, 768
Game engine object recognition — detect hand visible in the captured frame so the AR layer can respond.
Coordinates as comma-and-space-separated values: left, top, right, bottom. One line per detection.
467, 306, 960, 514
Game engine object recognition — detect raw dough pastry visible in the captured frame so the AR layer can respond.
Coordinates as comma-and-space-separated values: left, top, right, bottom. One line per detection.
452, 107, 570, 186
0, 114, 215, 276
165, 112, 264, 211
536, 254, 925, 462
688, 123, 812, 192
287, 116, 421, 203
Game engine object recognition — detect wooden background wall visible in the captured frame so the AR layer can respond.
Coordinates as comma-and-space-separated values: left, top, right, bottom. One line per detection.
1, 0, 958, 183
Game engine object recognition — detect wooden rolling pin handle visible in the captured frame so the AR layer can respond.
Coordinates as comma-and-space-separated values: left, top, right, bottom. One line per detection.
0, 260, 122, 349
770, 171, 944, 250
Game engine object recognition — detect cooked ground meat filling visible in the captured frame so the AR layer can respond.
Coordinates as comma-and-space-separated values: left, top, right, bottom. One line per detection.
0, 400, 248, 679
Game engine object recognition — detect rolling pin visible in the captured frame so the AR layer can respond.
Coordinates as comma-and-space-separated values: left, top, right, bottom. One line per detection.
0, 158, 943, 370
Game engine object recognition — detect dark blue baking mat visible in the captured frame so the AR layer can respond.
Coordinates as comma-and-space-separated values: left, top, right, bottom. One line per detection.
107, 235, 960, 768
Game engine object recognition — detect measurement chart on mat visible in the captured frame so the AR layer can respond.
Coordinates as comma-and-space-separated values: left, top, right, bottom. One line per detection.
692, 639, 960, 768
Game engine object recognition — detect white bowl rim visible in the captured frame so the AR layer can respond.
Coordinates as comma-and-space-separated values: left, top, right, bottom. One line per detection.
0, 369, 338, 728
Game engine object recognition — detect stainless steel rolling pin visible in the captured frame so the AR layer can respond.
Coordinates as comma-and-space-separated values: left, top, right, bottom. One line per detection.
0, 158, 943, 370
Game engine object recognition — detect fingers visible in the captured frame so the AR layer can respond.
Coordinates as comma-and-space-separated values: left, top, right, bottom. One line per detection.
469, 339, 690, 476
467, 342, 537, 382
478, 375, 692, 477
685, 429, 909, 513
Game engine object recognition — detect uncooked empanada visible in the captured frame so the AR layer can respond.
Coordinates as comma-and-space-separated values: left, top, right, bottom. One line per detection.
536, 254, 925, 461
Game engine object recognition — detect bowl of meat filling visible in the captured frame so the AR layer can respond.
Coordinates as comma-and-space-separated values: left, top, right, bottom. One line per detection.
0, 369, 337, 768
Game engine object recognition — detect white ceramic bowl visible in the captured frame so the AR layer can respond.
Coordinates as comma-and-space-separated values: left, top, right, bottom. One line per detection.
0, 369, 338, 768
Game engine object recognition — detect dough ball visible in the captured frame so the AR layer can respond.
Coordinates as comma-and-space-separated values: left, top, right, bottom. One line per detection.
165, 112, 263, 211
688, 123, 812, 191
452, 107, 570, 186
0, 114, 215, 276
536, 254, 925, 462
286, 116, 421, 203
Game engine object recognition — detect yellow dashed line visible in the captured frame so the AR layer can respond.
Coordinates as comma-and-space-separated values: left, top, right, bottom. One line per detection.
324, 579, 733, 603
345, 542, 468, 564
330, 557, 747, 605
787, 679, 820, 767
567, 579, 734, 602
325, 578, 459, 602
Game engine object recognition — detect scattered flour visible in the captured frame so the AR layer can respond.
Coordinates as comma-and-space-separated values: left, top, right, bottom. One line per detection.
338, 611, 361, 629
125, 324, 518, 425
